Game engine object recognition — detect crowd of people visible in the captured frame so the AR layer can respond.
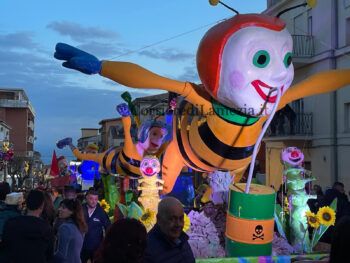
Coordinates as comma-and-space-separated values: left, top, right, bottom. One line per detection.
0, 182, 195, 263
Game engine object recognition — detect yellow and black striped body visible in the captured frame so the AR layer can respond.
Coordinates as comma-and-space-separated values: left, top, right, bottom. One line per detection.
72, 143, 166, 179
160, 98, 268, 193
176, 101, 266, 175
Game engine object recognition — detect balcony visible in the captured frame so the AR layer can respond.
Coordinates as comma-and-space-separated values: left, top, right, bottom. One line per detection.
27, 136, 35, 144
292, 35, 315, 68
292, 35, 315, 58
0, 99, 36, 115
266, 112, 313, 137
28, 120, 34, 130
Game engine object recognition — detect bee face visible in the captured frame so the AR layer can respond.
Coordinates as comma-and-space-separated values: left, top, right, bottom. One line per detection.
217, 26, 294, 116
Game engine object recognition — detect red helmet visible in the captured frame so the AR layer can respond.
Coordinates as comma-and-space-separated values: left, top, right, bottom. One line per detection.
196, 14, 286, 98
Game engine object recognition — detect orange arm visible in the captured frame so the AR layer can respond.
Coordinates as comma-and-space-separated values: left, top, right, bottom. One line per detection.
121, 116, 134, 151
279, 69, 350, 109
100, 61, 211, 112
72, 148, 100, 162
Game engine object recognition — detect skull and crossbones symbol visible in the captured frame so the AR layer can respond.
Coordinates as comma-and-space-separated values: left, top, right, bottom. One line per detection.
252, 225, 264, 240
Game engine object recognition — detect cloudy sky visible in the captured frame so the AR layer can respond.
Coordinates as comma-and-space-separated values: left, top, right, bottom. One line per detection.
0, 0, 266, 163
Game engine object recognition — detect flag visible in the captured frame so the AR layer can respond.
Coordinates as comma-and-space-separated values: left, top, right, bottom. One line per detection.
50, 150, 59, 177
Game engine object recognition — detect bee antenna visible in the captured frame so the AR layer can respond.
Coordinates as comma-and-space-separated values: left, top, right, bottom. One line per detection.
210, 0, 239, 15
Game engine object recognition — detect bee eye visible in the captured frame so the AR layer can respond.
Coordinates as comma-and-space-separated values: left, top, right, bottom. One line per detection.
253, 50, 270, 68
283, 52, 293, 68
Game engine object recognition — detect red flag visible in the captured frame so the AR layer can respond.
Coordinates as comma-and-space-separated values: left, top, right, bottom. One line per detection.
50, 150, 59, 177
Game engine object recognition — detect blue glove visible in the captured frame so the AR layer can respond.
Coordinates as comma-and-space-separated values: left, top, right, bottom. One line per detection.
116, 103, 131, 117
54, 43, 102, 75
56, 137, 72, 149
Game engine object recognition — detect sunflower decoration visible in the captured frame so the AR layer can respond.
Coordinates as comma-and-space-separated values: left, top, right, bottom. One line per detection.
99, 199, 111, 214
140, 209, 156, 231
305, 210, 320, 229
317, 206, 336, 227
183, 213, 191, 233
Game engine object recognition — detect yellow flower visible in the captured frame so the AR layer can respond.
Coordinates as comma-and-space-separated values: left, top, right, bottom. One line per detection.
317, 206, 336, 227
140, 209, 156, 231
99, 199, 110, 214
183, 213, 191, 233
306, 210, 320, 228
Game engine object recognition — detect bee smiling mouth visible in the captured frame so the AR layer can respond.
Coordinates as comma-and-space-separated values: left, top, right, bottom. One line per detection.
251, 80, 283, 103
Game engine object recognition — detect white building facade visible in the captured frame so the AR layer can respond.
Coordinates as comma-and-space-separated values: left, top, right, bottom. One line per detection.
264, 0, 350, 191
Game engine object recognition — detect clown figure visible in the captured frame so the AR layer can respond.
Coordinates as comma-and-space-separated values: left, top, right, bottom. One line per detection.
137, 155, 163, 213
281, 147, 316, 253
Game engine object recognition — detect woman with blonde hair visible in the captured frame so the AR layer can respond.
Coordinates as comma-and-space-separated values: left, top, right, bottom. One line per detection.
54, 199, 87, 263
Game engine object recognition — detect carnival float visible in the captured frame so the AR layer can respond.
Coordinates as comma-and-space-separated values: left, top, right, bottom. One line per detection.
52, 0, 350, 261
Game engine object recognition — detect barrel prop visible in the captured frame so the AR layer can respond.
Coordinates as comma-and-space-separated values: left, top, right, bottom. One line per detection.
225, 183, 276, 257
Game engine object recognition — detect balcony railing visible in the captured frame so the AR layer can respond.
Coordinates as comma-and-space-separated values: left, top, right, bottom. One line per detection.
292, 35, 315, 58
0, 99, 36, 115
266, 113, 313, 137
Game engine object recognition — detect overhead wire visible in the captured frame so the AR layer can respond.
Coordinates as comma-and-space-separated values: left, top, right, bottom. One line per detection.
106, 18, 229, 60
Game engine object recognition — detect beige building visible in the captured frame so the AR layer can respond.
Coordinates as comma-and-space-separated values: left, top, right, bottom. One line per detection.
77, 128, 100, 150
98, 117, 125, 151
263, 0, 350, 191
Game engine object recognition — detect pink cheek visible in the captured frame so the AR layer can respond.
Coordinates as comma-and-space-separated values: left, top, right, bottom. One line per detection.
229, 71, 245, 90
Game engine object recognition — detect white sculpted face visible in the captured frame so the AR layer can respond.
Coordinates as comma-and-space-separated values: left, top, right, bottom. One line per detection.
217, 26, 294, 116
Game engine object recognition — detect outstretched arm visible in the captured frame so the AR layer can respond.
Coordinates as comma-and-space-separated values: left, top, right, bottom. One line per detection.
102, 61, 188, 96
279, 69, 350, 108
101, 61, 211, 111
54, 43, 210, 110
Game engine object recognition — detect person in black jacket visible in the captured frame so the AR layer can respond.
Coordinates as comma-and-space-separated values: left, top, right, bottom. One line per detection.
2, 190, 54, 263
81, 188, 111, 263
319, 182, 350, 243
329, 215, 350, 263
144, 197, 195, 263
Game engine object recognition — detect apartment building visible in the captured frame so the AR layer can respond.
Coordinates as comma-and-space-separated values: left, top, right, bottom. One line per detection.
263, 0, 350, 190
0, 89, 35, 157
